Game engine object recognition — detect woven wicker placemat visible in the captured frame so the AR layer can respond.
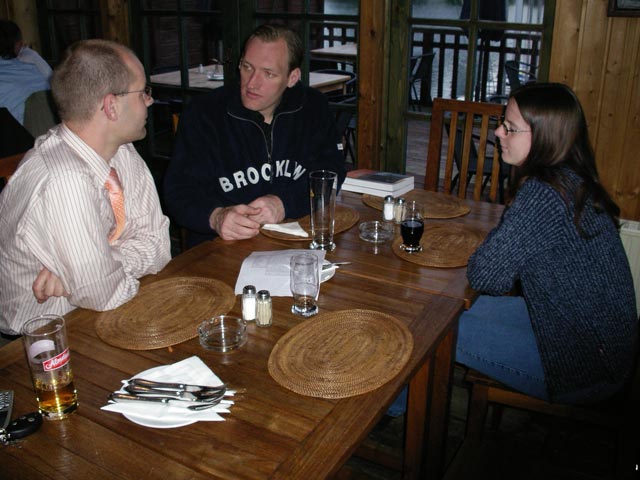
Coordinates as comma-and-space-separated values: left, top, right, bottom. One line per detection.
268, 309, 413, 399
95, 277, 235, 350
392, 222, 486, 268
260, 205, 359, 241
363, 190, 471, 219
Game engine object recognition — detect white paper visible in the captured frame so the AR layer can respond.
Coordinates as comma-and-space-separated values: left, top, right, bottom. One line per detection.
234, 249, 325, 297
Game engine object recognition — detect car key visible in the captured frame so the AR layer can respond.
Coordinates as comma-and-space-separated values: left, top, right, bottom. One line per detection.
0, 390, 43, 445
3, 412, 43, 443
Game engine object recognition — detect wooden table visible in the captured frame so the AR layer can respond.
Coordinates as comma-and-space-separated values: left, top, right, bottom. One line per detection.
310, 43, 358, 63
150, 66, 351, 94
248, 191, 504, 309
0, 230, 465, 478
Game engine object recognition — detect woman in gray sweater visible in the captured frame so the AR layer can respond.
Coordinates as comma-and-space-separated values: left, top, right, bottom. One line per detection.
456, 83, 638, 404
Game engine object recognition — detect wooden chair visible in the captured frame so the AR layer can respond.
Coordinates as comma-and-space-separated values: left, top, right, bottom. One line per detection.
0, 153, 24, 180
464, 341, 640, 478
424, 98, 507, 203
23, 90, 59, 139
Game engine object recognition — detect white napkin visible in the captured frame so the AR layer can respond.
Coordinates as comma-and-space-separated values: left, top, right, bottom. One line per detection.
101, 356, 233, 424
262, 221, 309, 238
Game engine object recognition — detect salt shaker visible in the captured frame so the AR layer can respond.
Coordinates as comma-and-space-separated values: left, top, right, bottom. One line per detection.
241, 285, 257, 321
256, 290, 272, 327
383, 195, 395, 222
394, 197, 406, 224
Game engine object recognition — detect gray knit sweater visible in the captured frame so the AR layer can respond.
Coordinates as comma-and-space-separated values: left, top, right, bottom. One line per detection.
467, 174, 638, 402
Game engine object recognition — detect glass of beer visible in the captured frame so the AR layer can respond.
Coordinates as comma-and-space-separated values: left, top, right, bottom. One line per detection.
22, 315, 78, 420
400, 201, 424, 253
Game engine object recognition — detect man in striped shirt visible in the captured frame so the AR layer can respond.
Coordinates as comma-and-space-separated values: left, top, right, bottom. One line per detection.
0, 39, 171, 336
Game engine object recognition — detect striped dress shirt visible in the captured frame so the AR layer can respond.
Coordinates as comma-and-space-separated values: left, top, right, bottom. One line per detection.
0, 124, 171, 335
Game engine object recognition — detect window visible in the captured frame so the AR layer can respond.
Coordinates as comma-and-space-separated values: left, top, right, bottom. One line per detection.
130, 1, 228, 160
36, 0, 102, 66
409, 0, 552, 105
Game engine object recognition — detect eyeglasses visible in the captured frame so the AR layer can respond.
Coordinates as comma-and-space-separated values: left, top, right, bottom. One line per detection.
113, 85, 153, 99
500, 117, 530, 136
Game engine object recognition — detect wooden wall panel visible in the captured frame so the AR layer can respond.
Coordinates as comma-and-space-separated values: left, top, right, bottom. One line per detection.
550, 0, 640, 220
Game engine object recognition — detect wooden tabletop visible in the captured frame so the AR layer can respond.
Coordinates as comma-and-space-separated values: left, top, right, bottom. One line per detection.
150, 66, 350, 94
310, 43, 358, 62
0, 220, 466, 478
247, 190, 504, 309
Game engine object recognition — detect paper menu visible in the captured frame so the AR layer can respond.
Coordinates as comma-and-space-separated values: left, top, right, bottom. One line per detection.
234, 249, 326, 297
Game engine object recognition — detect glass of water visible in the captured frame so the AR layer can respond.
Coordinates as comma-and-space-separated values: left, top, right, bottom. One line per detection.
290, 253, 320, 317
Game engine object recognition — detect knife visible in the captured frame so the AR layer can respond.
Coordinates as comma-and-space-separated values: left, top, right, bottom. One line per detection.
128, 378, 226, 395
322, 262, 351, 270
124, 384, 225, 401
108, 393, 220, 411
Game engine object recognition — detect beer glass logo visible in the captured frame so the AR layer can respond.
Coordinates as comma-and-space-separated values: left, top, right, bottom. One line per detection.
43, 348, 70, 372
28, 340, 70, 371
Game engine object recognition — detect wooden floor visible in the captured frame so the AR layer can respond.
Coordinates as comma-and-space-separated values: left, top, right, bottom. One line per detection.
339, 365, 625, 480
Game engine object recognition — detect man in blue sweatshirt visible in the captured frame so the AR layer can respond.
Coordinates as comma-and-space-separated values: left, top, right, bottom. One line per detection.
164, 24, 346, 248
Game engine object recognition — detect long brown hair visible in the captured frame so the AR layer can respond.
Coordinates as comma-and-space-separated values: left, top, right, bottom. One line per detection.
507, 83, 620, 232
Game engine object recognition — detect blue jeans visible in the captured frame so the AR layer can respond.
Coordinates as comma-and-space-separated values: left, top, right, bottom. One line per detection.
386, 295, 547, 418
456, 295, 549, 401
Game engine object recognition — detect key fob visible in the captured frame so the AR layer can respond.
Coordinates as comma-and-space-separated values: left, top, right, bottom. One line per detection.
5, 412, 42, 441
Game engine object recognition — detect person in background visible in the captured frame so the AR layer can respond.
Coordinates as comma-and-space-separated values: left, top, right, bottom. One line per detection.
0, 39, 171, 337
163, 24, 346, 248
0, 19, 50, 124
456, 82, 638, 404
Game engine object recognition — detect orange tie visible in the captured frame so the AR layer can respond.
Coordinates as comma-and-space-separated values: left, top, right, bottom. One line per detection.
104, 167, 125, 244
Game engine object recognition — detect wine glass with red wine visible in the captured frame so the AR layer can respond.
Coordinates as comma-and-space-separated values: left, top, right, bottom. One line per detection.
400, 201, 424, 253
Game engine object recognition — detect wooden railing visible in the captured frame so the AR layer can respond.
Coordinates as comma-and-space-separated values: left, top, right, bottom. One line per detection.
411, 27, 541, 103
310, 22, 542, 104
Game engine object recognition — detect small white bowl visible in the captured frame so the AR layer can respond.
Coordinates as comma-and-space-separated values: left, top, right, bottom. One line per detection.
198, 316, 247, 352
358, 220, 394, 244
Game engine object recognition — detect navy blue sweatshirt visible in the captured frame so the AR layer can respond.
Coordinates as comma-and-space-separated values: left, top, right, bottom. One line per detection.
164, 82, 346, 247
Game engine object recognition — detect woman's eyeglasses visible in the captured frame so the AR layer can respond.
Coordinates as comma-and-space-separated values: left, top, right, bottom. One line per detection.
499, 117, 530, 136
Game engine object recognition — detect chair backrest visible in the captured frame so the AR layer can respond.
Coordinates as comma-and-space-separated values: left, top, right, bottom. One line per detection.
504, 60, 537, 90
23, 90, 59, 139
425, 98, 505, 202
409, 52, 435, 84
0, 107, 34, 158
409, 53, 435, 107
0, 152, 24, 182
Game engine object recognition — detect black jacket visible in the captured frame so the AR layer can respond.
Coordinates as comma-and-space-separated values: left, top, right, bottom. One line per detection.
163, 83, 346, 247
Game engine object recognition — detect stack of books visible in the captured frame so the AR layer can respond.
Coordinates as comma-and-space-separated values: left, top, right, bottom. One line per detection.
341, 169, 415, 197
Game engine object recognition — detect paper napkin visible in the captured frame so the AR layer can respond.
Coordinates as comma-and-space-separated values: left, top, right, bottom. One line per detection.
101, 356, 233, 425
262, 222, 309, 238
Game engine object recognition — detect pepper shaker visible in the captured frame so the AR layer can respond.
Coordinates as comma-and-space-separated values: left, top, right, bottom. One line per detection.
383, 195, 395, 222
241, 285, 257, 321
256, 290, 272, 327
394, 197, 406, 224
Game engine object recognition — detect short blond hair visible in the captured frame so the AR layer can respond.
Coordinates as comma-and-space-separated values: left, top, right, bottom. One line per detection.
51, 39, 136, 122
